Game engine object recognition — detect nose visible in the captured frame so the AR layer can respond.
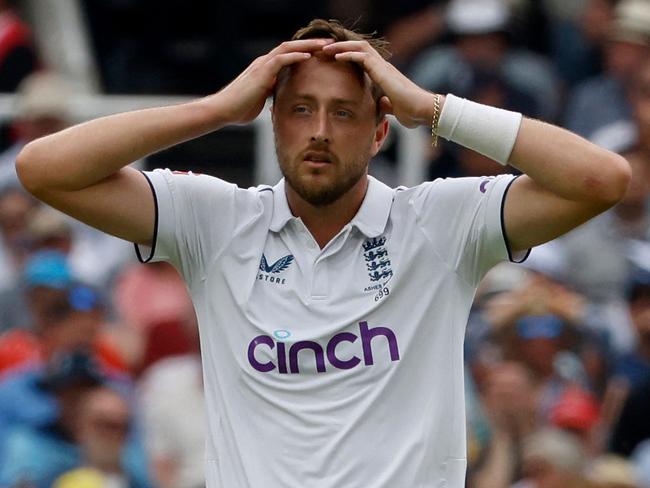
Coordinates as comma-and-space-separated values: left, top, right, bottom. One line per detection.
310, 109, 331, 144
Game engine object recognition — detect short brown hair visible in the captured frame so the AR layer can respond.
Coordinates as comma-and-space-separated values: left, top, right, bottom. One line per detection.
292, 19, 391, 59
275, 19, 391, 121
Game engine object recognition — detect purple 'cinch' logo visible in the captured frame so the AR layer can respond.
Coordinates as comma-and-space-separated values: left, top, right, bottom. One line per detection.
247, 321, 400, 374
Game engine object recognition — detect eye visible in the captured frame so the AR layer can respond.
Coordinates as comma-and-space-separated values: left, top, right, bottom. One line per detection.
293, 105, 310, 114
335, 109, 351, 118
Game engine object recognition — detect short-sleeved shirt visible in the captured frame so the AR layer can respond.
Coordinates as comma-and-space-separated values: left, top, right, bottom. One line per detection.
136, 169, 526, 488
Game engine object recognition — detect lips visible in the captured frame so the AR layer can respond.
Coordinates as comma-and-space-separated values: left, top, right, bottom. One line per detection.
303, 151, 333, 163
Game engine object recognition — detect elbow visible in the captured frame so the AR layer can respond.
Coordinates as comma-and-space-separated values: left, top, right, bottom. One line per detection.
605, 153, 632, 205
15, 141, 47, 196
585, 153, 632, 208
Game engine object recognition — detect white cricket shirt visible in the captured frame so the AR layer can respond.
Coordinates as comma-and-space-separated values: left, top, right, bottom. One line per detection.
136, 169, 526, 488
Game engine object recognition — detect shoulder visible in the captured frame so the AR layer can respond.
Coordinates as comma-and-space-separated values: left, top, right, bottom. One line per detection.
145, 168, 274, 215
401, 176, 507, 202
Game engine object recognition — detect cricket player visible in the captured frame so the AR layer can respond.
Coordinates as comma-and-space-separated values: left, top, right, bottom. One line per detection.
16, 19, 630, 488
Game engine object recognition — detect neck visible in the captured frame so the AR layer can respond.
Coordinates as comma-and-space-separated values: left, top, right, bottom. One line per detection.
286, 176, 368, 248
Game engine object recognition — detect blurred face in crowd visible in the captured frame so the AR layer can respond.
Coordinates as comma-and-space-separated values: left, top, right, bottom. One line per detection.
581, 0, 617, 43
456, 33, 507, 67
27, 288, 102, 356
56, 382, 101, 437
605, 39, 650, 81
520, 337, 561, 379
272, 54, 388, 207
76, 387, 130, 471
15, 115, 67, 143
0, 189, 35, 248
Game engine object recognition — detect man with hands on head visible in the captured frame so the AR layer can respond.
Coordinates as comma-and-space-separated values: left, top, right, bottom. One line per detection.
15, 19, 630, 488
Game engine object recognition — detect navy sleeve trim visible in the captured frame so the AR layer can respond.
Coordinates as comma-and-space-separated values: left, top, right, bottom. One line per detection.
500, 175, 531, 264
134, 171, 159, 263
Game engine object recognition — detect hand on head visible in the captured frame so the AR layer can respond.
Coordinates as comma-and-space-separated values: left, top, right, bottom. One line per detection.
215, 39, 333, 125
215, 35, 435, 130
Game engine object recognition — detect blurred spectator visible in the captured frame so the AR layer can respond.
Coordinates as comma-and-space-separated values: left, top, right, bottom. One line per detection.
550, 386, 602, 457
0, 250, 127, 375
0, 351, 110, 487
53, 386, 148, 488
586, 454, 638, 488
135, 290, 202, 488
595, 269, 650, 459
634, 62, 650, 154
113, 261, 196, 372
564, 0, 650, 140
113, 262, 194, 332
0, 71, 70, 190
504, 314, 581, 417
514, 428, 594, 488
612, 269, 650, 392
591, 56, 650, 152
139, 352, 204, 488
0, 72, 133, 295
27, 205, 132, 293
469, 361, 537, 488
0, 0, 38, 92
543, 0, 618, 87
362, 0, 447, 68
0, 186, 36, 294
632, 439, 650, 487
610, 375, 650, 458
409, 0, 560, 120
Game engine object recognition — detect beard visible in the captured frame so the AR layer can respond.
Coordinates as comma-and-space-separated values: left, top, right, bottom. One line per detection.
275, 142, 371, 207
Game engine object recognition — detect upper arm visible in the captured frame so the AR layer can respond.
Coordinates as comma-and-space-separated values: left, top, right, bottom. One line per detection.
413, 175, 516, 285
26, 166, 155, 246
503, 175, 612, 253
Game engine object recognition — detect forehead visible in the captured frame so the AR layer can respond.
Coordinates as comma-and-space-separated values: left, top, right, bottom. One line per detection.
276, 56, 372, 103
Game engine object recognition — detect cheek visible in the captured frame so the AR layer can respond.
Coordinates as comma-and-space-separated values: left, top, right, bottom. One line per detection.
275, 117, 306, 145
338, 125, 376, 151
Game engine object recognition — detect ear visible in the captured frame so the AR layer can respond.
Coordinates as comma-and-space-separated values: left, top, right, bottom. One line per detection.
370, 117, 390, 157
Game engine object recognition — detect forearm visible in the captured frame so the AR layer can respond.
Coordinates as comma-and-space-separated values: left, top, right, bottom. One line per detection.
428, 93, 630, 206
509, 118, 630, 205
16, 94, 229, 193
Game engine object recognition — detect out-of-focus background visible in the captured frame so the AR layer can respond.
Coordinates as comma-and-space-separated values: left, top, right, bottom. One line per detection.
0, 0, 650, 487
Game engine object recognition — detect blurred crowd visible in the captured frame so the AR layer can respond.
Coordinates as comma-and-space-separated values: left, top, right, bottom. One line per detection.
0, 0, 650, 487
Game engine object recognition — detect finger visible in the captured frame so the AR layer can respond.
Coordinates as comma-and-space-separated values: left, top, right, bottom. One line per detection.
379, 96, 393, 115
333, 51, 370, 65
267, 52, 312, 73
323, 40, 372, 54
271, 39, 334, 56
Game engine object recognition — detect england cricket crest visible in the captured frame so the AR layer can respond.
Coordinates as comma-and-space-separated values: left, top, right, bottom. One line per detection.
362, 236, 393, 286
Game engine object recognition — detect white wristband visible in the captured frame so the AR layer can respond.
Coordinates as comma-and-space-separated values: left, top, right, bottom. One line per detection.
436, 94, 523, 166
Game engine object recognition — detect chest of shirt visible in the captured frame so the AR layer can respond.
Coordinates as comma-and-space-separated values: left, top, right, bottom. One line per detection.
254, 226, 396, 307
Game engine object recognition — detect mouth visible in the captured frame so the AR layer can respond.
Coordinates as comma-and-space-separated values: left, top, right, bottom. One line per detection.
303, 151, 333, 165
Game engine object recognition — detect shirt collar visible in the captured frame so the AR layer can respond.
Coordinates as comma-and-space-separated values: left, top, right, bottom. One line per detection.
269, 176, 394, 238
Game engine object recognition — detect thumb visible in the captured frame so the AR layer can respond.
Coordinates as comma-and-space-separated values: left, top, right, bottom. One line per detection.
379, 96, 393, 116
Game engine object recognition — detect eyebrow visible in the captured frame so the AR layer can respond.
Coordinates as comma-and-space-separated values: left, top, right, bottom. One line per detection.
290, 94, 361, 106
